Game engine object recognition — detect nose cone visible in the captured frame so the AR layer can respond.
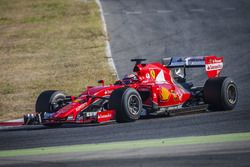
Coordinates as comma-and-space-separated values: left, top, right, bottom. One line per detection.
53, 103, 78, 119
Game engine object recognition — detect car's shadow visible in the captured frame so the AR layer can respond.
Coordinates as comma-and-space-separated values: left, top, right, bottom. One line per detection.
0, 116, 168, 132
0, 121, 117, 132
0, 110, 211, 132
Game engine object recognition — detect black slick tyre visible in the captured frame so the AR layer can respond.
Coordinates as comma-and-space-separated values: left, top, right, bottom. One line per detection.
36, 90, 66, 113
36, 90, 66, 127
204, 77, 238, 111
109, 87, 142, 123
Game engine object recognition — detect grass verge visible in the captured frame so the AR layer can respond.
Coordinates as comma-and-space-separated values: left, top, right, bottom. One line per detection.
0, 0, 115, 121
0, 132, 250, 157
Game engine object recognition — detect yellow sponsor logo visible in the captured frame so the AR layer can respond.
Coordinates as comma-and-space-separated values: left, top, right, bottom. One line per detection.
74, 99, 82, 103
150, 70, 156, 79
160, 87, 170, 101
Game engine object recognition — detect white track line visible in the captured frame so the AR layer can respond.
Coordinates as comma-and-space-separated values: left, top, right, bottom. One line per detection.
95, 0, 118, 79
190, 8, 205, 12
156, 10, 173, 14
103, 12, 110, 16
124, 11, 142, 15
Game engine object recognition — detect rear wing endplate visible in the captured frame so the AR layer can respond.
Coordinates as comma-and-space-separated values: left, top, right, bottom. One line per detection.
162, 55, 223, 78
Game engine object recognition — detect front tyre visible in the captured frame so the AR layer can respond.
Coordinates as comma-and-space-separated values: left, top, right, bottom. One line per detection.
36, 90, 66, 127
204, 77, 238, 111
109, 87, 142, 123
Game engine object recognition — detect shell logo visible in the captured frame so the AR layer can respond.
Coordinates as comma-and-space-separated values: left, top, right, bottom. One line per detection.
159, 87, 171, 101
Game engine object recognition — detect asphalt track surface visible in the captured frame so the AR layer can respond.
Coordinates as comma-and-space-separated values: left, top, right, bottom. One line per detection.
1, 141, 250, 167
1, 0, 250, 166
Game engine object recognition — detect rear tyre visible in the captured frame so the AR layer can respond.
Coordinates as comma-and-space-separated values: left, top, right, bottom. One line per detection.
36, 90, 66, 127
204, 77, 238, 111
109, 87, 142, 123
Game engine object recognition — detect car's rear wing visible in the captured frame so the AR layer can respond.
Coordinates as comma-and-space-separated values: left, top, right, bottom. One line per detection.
162, 55, 223, 78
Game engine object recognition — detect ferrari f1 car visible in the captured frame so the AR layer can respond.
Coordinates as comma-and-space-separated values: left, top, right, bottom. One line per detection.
24, 55, 238, 126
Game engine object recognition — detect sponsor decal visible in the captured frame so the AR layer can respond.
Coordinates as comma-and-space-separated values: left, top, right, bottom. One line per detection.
168, 105, 182, 110
185, 57, 191, 65
98, 113, 112, 119
85, 112, 97, 117
205, 63, 223, 71
150, 70, 156, 79
146, 73, 150, 79
213, 59, 222, 63
104, 90, 113, 95
138, 87, 150, 91
156, 70, 168, 84
73, 99, 82, 103
208, 58, 223, 64
160, 87, 171, 101
76, 103, 87, 112
171, 90, 178, 101
67, 115, 74, 120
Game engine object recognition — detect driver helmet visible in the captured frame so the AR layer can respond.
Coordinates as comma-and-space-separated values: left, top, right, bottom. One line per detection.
122, 74, 138, 84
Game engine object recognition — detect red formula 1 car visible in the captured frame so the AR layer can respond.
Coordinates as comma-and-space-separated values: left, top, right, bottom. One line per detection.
24, 56, 238, 126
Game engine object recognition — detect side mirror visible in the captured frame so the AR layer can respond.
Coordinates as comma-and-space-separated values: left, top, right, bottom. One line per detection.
98, 80, 105, 86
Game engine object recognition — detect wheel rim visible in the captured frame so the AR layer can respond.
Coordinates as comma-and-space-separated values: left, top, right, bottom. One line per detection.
227, 84, 237, 104
51, 97, 65, 112
128, 95, 140, 115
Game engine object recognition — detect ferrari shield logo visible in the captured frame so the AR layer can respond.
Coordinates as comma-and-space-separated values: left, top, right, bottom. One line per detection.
150, 70, 156, 79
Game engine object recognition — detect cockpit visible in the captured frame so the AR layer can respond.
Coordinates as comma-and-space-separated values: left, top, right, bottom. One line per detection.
122, 74, 138, 85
